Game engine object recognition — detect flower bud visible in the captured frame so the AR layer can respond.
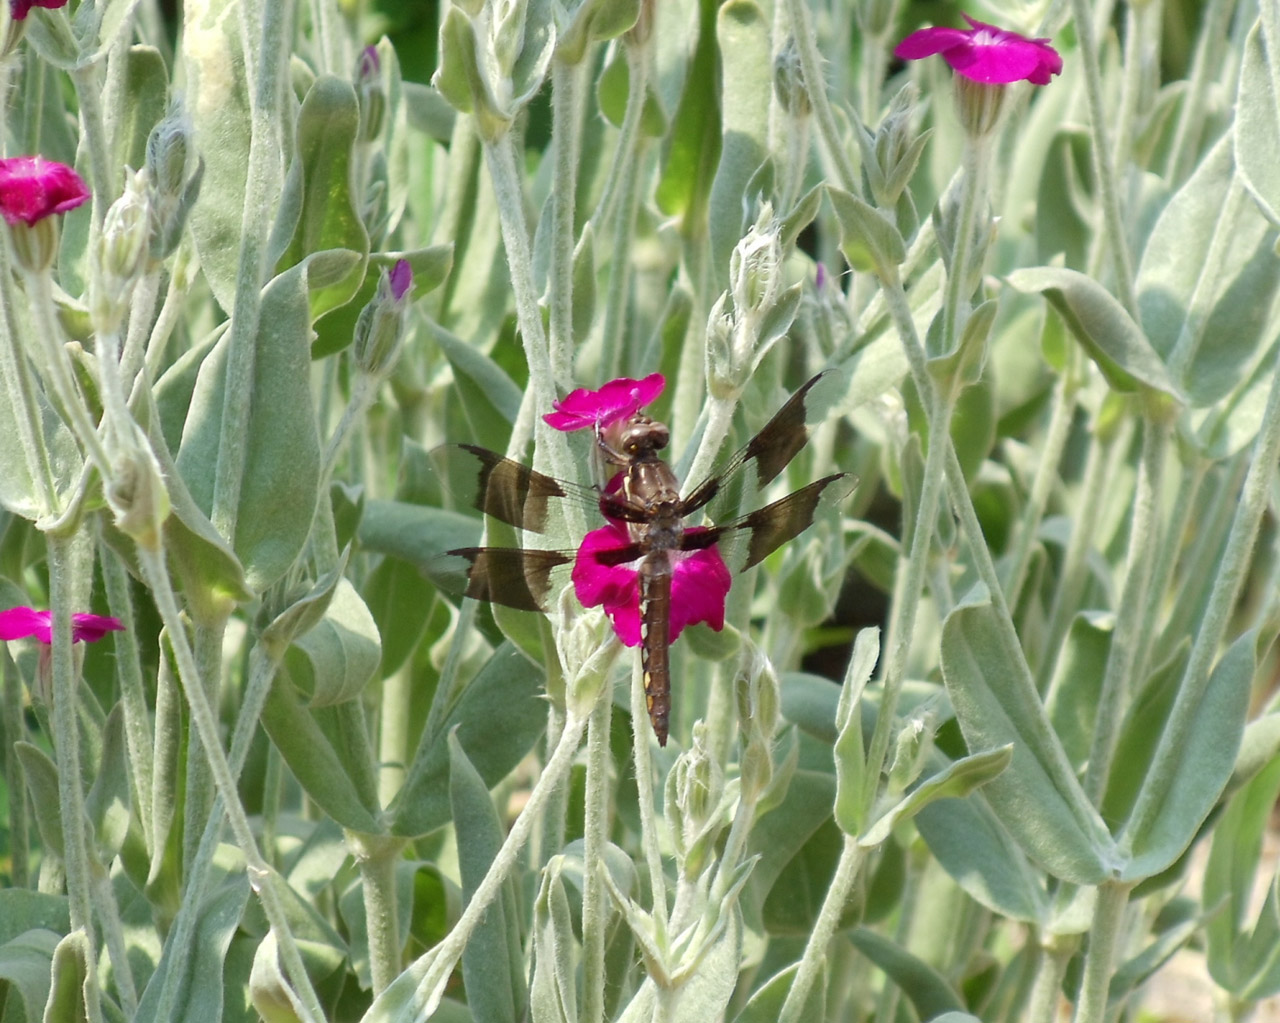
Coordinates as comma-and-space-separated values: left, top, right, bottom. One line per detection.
106, 432, 172, 551
772, 39, 810, 117
666, 723, 724, 877
92, 169, 152, 330
729, 209, 782, 318
736, 644, 780, 744
353, 259, 413, 375
146, 105, 201, 260
355, 45, 386, 141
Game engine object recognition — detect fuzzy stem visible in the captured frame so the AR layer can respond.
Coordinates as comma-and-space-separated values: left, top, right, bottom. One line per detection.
939, 132, 993, 355
1068, 0, 1137, 314
778, 834, 864, 1023
1039, 414, 1131, 689
781, 0, 858, 193
483, 132, 575, 487
1084, 411, 1169, 803
631, 657, 670, 933
548, 57, 585, 388
1072, 881, 1132, 1023
355, 832, 409, 995
46, 531, 105, 1023
383, 708, 589, 1019
580, 687, 613, 1023
134, 545, 326, 1023
1003, 372, 1079, 609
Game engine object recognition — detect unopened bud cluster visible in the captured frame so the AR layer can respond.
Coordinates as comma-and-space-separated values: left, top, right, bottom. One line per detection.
708, 205, 801, 396
353, 259, 413, 375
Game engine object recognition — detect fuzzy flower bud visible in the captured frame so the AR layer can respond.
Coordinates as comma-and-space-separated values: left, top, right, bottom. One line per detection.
772, 39, 810, 117
356, 45, 386, 142
92, 169, 152, 331
146, 105, 201, 260
106, 437, 172, 552
353, 259, 413, 375
729, 210, 783, 320
666, 723, 724, 878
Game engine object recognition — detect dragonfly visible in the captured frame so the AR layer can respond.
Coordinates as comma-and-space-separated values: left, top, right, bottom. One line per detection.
430, 371, 857, 746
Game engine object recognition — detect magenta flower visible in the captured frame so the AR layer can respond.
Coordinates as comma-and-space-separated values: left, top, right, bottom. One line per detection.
0, 606, 125, 644
9, 0, 68, 19
895, 15, 1062, 85
572, 520, 731, 646
544, 374, 665, 433
0, 157, 90, 226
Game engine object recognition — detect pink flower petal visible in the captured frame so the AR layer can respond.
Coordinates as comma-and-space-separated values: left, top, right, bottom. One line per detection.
571, 524, 731, 647
0, 157, 90, 226
0, 606, 124, 643
70, 613, 126, 643
668, 535, 731, 642
894, 26, 974, 60
0, 606, 51, 641
544, 373, 665, 432
895, 16, 1061, 86
9, 0, 68, 20
573, 522, 642, 646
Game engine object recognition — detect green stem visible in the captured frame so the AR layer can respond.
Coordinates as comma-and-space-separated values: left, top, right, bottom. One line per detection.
483, 133, 571, 476
580, 687, 613, 1023
1083, 411, 1169, 803
70, 63, 115, 227
596, 40, 650, 380
1039, 414, 1130, 690
548, 57, 585, 388
99, 544, 154, 847
777, 834, 863, 1023
23, 270, 111, 472
46, 531, 106, 1023
1165, 0, 1231, 183
862, 272, 953, 816
355, 832, 409, 995
212, 0, 292, 541
91, 865, 137, 1015
2, 650, 28, 887
1002, 373, 1078, 609
1023, 935, 1075, 1023
781, 0, 858, 194
939, 133, 993, 355
1068, 0, 1136, 314
384, 708, 589, 1019
1072, 881, 1132, 1023
1121, 342, 1280, 852
630, 658, 670, 933
134, 545, 326, 1023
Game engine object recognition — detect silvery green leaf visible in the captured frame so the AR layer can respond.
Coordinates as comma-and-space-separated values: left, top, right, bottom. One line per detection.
1237, 17, 1280, 226
708, 0, 770, 282
1007, 267, 1182, 399
859, 745, 1013, 849
940, 593, 1115, 884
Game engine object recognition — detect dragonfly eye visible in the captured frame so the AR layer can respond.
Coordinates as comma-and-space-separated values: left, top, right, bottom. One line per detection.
620, 417, 669, 454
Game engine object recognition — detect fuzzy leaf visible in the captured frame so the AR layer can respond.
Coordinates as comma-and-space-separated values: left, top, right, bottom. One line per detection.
940, 594, 1114, 884
1006, 267, 1182, 399
1237, 16, 1280, 226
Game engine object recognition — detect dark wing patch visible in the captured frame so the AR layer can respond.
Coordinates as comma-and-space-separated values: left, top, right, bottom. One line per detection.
428, 547, 574, 613
686, 472, 858, 573
430, 443, 599, 533
681, 371, 843, 514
